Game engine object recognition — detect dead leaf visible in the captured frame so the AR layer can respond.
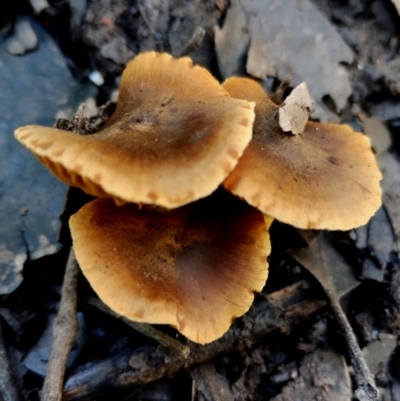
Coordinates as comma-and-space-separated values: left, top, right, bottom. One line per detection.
362, 117, 392, 156
378, 152, 400, 251
368, 207, 396, 269
289, 232, 359, 298
392, 0, 400, 15
271, 349, 352, 401
214, 0, 249, 79
363, 336, 397, 378
360, 206, 396, 282
289, 233, 378, 400
278, 82, 313, 135
218, 0, 354, 121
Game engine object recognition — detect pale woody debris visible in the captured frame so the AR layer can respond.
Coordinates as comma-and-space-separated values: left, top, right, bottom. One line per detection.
278, 82, 313, 136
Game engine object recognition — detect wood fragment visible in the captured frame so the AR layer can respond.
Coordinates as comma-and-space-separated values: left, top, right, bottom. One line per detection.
0, 320, 21, 401
89, 298, 190, 359
63, 281, 325, 400
41, 249, 80, 401
180, 27, 206, 57
278, 82, 313, 135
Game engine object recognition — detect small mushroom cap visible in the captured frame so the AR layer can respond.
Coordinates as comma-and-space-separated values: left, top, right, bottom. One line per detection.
15, 52, 255, 208
69, 191, 271, 344
222, 77, 382, 230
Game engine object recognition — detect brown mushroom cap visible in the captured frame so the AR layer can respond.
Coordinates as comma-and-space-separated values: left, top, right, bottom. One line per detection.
69, 190, 271, 344
15, 52, 255, 208
222, 77, 382, 230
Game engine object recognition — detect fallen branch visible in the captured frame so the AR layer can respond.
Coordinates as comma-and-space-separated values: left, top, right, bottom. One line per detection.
63, 280, 325, 400
41, 249, 80, 401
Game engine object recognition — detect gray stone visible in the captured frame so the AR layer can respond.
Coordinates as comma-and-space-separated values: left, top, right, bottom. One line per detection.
0, 21, 95, 294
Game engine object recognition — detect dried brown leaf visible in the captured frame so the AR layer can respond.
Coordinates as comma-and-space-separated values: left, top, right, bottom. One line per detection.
218, 0, 355, 121
289, 232, 359, 298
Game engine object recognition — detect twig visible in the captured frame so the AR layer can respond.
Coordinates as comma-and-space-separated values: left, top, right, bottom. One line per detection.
0, 320, 21, 401
63, 280, 326, 399
180, 27, 206, 57
327, 291, 379, 401
41, 249, 80, 401
89, 298, 190, 358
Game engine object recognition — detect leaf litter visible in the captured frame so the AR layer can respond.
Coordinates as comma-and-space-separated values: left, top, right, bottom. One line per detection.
2, 0, 400, 400
289, 233, 378, 400
214, 0, 354, 121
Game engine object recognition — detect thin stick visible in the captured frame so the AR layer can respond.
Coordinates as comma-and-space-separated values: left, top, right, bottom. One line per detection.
89, 298, 190, 358
180, 27, 206, 57
63, 281, 326, 399
327, 290, 378, 401
0, 321, 21, 401
41, 249, 80, 401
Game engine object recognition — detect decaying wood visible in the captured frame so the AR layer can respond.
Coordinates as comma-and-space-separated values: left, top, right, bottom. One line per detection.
41, 249, 80, 401
0, 320, 21, 401
63, 280, 326, 400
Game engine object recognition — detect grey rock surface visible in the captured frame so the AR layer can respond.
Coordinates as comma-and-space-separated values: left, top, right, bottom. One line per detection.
0, 21, 94, 294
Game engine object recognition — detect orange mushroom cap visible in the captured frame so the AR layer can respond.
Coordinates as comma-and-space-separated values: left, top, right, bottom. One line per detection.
69, 190, 271, 344
222, 77, 382, 230
15, 52, 255, 209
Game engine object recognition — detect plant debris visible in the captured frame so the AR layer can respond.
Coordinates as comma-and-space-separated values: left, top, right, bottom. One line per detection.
1, 0, 400, 400
278, 82, 313, 135
289, 233, 378, 400
270, 349, 351, 401
214, 0, 354, 121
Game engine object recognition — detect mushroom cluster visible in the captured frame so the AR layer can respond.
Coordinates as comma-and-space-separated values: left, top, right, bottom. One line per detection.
14, 52, 382, 344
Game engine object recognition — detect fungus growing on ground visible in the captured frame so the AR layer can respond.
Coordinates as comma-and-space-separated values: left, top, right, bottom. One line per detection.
222, 77, 382, 230
69, 190, 272, 344
15, 52, 255, 209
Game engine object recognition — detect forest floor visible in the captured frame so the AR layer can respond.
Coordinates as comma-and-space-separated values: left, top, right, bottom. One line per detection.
1, 0, 400, 400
